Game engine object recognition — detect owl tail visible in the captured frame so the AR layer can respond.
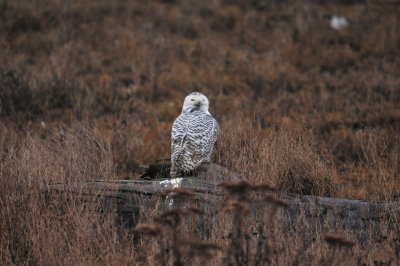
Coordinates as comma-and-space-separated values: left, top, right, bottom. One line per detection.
170, 169, 177, 178
171, 143, 191, 177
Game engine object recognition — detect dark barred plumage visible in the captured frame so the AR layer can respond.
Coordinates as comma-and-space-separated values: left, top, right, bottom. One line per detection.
171, 105, 218, 177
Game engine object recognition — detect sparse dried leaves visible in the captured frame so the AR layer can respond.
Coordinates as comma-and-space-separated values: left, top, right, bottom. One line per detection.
264, 195, 289, 209
163, 187, 196, 200
224, 200, 250, 215
324, 234, 355, 248
177, 238, 222, 257
133, 224, 162, 236
220, 180, 252, 195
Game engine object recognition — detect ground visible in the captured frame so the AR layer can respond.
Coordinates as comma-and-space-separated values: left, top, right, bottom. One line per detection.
0, 0, 399, 264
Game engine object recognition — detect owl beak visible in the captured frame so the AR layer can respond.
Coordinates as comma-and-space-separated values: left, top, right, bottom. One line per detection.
195, 102, 201, 107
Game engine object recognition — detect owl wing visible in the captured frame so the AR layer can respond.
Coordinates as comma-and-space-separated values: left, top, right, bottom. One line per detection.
171, 112, 189, 153
188, 113, 218, 161
203, 116, 218, 159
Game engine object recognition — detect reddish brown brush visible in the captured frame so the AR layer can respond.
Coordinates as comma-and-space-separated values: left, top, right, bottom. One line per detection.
0, 0, 399, 264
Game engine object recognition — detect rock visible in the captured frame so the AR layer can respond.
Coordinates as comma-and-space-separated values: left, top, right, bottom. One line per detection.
136, 162, 242, 182
45, 163, 400, 239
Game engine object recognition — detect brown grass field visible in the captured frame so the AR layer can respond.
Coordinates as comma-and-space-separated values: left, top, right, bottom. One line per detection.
0, 0, 399, 265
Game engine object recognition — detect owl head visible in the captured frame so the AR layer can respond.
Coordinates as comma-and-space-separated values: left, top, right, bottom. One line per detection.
182, 92, 210, 113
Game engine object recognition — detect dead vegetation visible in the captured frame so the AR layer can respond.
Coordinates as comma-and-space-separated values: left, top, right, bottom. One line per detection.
0, 0, 399, 264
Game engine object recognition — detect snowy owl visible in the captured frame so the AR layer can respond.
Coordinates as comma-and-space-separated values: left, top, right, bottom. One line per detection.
170, 92, 219, 178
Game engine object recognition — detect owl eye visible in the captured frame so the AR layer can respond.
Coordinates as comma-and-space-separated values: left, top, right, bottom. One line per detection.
191, 99, 195, 101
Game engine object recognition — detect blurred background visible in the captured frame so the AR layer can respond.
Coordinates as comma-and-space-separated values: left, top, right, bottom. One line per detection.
0, 0, 399, 200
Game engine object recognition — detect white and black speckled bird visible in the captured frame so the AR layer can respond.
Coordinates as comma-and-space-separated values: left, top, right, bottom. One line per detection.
170, 92, 219, 178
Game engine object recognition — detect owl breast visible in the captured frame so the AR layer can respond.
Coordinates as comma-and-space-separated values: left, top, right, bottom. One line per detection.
170, 108, 218, 177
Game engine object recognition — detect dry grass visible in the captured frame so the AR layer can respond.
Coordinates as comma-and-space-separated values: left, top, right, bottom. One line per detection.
0, 0, 399, 264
